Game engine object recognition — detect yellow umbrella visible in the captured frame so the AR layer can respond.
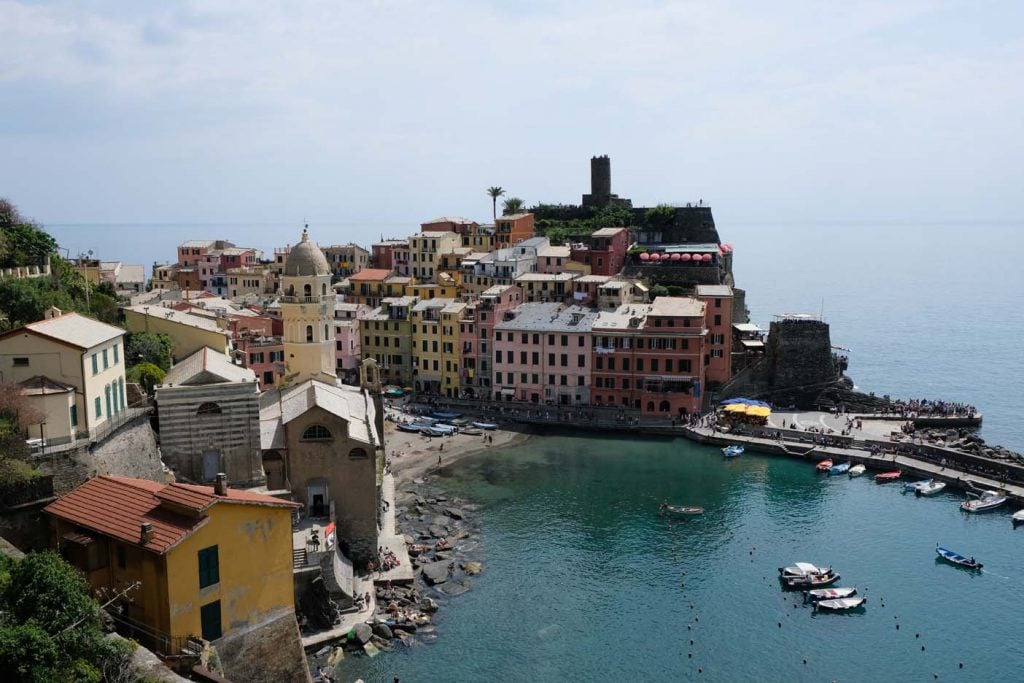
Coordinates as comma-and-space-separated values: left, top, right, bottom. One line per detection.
724, 404, 747, 413
746, 405, 771, 417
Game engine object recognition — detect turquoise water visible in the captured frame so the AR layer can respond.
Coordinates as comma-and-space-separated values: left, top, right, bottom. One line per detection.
348, 434, 1024, 682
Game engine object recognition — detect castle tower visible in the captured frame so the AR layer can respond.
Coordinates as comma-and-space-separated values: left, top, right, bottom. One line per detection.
590, 154, 611, 201
280, 227, 337, 386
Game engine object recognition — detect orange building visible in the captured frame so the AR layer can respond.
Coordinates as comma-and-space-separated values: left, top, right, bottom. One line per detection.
494, 213, 535, 248
695, 285, 734, 387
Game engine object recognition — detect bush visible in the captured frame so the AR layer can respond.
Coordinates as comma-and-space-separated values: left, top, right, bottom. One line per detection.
129, 363, 166, 395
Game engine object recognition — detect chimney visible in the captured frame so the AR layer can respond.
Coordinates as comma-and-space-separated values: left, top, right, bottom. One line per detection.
140, 522, 154, 544
214, 473, 228, 496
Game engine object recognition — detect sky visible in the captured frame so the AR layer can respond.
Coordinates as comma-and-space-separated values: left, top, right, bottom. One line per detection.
2, 0, 1023, 229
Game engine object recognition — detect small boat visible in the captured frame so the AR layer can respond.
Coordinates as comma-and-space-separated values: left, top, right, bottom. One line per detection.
803, 586, 857, 603
828, 462, 851, 476
1012, 509, 1024, 526
815, 459, 834, 473
431, 411, 462, 420
662, 504, 704, 516
875, 470, 902, 483
903, 479, 931, 492
779, 563, 840, 588
936, 546, 982, 569
961, 490, 1007, 513
848, 464, 866, 477
420, 426, 446, 437
814, 597, 867, 612
915, 481, 946, 496
722, 445, 744, 458
471, 421, 498, 430
460, 428, 482, 436
396, 422, 424, 433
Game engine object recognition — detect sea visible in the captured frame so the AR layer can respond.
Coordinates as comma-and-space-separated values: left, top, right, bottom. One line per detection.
47, 221, 1024, 681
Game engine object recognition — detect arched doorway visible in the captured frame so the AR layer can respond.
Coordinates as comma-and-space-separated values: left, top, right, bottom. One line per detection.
262, 450, 285, 490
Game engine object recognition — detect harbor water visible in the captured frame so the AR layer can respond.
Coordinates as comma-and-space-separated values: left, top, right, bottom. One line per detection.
348, 434, 1024, 682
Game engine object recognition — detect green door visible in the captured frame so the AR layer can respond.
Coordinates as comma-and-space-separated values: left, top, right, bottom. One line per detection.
200, 601, 222, 641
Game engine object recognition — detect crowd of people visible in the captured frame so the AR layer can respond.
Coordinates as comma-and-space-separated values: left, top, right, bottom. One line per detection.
887, 398, 977, 418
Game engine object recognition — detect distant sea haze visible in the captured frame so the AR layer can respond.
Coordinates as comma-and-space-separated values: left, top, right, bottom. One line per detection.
49, 221, 1024, 450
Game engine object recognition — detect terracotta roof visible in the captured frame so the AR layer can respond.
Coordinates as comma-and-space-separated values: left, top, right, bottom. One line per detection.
19, 375, 76, 395
348, 269, 392, 281
44, 475, 298, 555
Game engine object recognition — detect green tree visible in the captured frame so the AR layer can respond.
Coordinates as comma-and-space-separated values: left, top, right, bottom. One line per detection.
0, 552, 135, 682
486, 186, 505, 222
125, 332, 173, 371
129, 362, 166, 395
502, 197, 525, 215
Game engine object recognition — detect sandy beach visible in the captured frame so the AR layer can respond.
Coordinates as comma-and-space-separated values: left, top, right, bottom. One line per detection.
382, 402, 532, 498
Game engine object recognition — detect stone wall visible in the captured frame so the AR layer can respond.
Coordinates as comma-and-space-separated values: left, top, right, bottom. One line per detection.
215, 608, 311, 683
765, 319, 838, 394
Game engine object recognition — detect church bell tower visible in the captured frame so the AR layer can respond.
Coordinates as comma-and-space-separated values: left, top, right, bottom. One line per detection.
280, 227, 337, 386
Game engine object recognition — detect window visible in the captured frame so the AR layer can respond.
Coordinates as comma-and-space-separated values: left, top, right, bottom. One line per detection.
495, 372, 503, 384
578, 376, 585, 386
306, 325, 314, 342
91, 354, 98, 375
561, 335, 568, 346
579, 336, 585, 347
651, 359, 659, 372
197, 402, 222, 416
520, 351, 527, 364
547, 353, 555, 365
301, 424, 333, 441
198, 546, 220, 588
714, 298, 722, 308
103, 349, 109, 369
263, 371, 274, 385
13, 357, 29, 367
95, 396, 102, 418
714, 314, 722, 326
495, 350, 503, 363
70, 405, 78, 427
560, 354, 568, 367
578, 354, 585, 367
200, 601, 222, 641
349, 448, 369, 459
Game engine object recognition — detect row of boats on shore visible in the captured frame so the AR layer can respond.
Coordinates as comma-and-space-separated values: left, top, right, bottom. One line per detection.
395, 412, 498, 437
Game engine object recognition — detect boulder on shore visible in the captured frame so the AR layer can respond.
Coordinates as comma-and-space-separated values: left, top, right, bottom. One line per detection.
462, 561, 483, 575
372, 623, 394, 640
422, 561, 453, 585
352, 622, 373, 645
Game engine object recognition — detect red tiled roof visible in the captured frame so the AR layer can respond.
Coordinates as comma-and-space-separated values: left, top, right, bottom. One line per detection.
348, 269, 392, 281
44, 476, 298, 555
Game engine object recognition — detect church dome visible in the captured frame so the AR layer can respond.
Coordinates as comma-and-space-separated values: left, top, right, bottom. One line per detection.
284, 228, 331, 277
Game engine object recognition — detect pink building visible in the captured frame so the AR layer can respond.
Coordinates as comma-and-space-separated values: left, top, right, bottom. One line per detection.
334, 301, 371, 376
492, 303, 597, 405
235, 335, 284, 390
460, 284, 522, 397
591, 297, 707, 416
571, 227, 630, 276
695, 285, 735, 387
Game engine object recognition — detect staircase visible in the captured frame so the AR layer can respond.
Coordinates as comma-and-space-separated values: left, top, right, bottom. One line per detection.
293, 547, 307, 569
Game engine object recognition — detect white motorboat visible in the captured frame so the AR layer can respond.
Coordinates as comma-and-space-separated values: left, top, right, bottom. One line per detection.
915, 481, 946, 496
803, 586, 857, 603
814, 596, 867, 612
961, 490, 1007, 513
1013, 509, 1024, 525
848, 464, 866, 477
779, 562, 839, 588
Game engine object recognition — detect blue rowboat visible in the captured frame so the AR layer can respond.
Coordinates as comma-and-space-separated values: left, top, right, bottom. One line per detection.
722, 445, 744, 458
828, 462, 851, 475
936, 546, 982, 570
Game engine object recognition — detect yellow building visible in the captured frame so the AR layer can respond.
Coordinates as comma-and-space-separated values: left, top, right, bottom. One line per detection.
439, 301, 467, 398
404, 281, 459, 300
123, 305, 232, 363
44, 474, 303, 678
410, 298, 454, 394
408, 232, 461, 282
360, 296, 416, 387
0, 308, 127, 443
278, 229, 337, 385
227, 265, 275, 299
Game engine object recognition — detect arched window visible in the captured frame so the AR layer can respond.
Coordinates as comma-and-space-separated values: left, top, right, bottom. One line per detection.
659, 400, 671, 412
306, 325, 314, 342
303, 284, 312, 298
196, 402, 222, 416
301, 424, 332, 441
325, 325, 329, 340
646, 401, 655, 412
322, 283, 327, 296
348, 448, 368, 460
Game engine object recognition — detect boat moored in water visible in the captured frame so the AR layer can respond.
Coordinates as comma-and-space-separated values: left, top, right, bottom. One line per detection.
814, 596, 867, 612
903, 479, 931, 492
815, 459, 834, 473
779, 562, 840, 588
875, 470, 902, 483
661, 504, 704, 516
961, 490, 1007, 513
915, 481, 947, 496
848, 464, 866, 477
803, 586, 858, 603
1013, 509, 1024, 526
722, 445, 744, 458
936, 546, 983, 569
828, 462, 851, 476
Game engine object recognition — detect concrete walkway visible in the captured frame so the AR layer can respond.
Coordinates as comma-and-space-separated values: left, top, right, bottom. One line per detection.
374, 471, 414, 584
300, 572, 377, 649
685, 425, 1024, 505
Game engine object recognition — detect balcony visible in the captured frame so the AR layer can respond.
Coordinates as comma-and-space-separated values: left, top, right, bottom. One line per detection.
280, 294, 328, 304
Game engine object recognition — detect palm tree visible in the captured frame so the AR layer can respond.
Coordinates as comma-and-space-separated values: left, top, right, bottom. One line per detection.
486, 186, 505, 222
502, 197, 525, 215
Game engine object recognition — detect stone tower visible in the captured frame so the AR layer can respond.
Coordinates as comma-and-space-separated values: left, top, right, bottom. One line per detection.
280, 227, 337, 386
591, 154, 611, 201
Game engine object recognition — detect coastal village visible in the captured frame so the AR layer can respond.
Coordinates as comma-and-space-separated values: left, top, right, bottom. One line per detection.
0, 158, 1021, 682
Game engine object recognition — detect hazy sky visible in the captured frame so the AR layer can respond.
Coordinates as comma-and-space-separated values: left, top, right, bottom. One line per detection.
2, 0, 1022, 227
